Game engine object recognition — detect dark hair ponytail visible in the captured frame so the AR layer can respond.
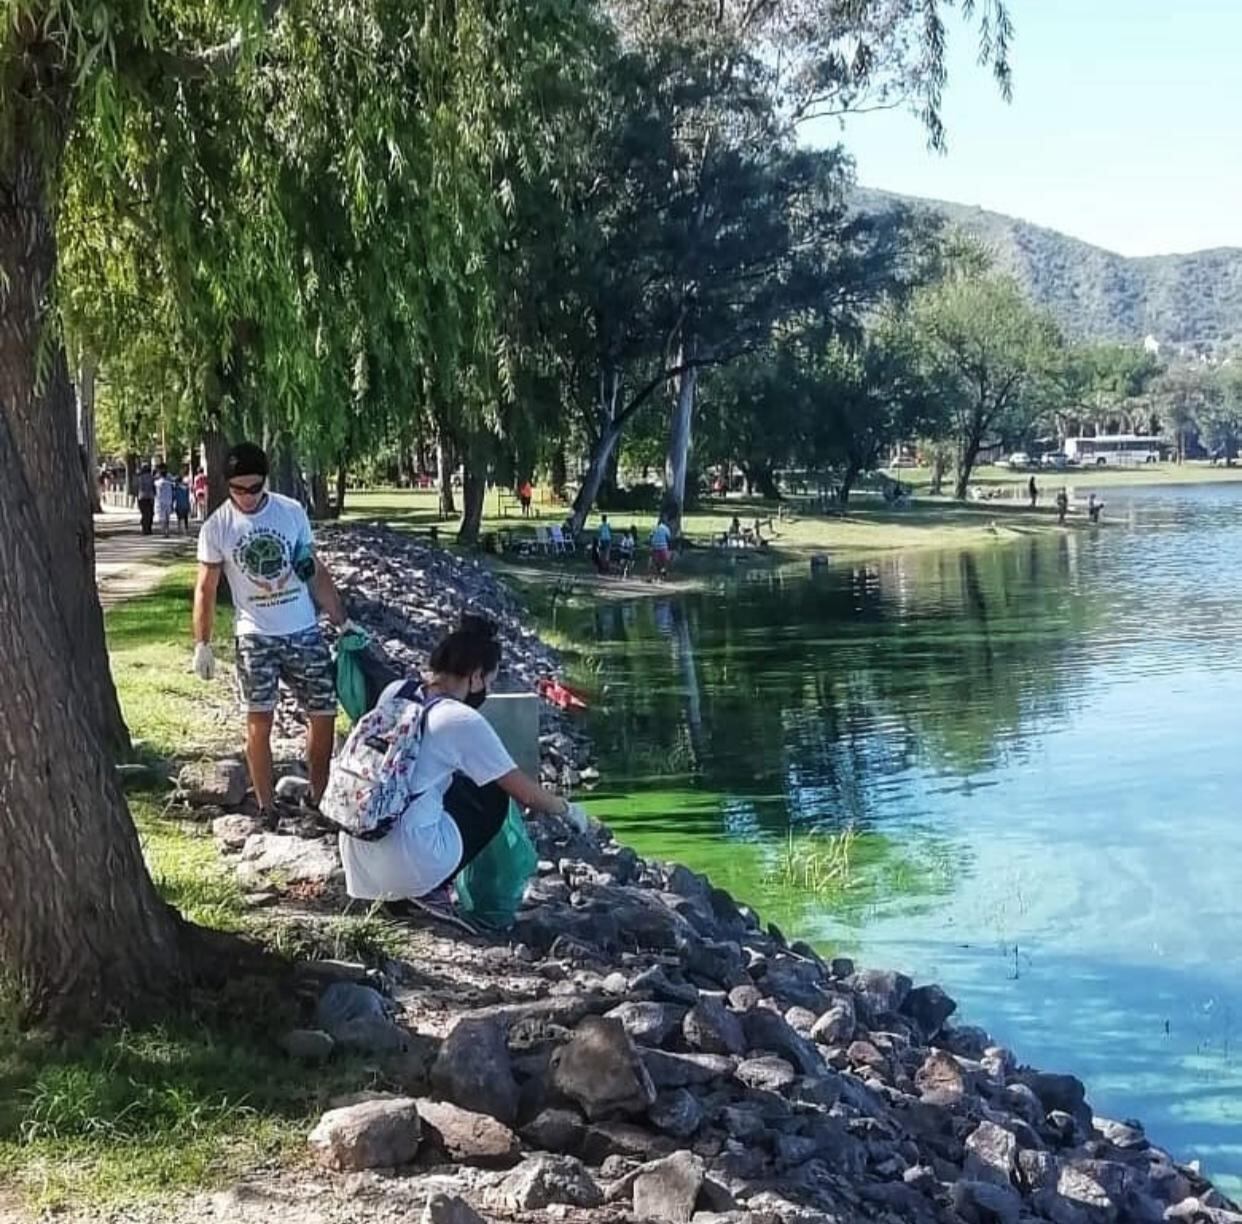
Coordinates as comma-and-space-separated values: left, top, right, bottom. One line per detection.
429, 613, 501, 679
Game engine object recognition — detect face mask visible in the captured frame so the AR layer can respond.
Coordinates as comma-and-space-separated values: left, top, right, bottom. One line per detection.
463, 686, 488, 710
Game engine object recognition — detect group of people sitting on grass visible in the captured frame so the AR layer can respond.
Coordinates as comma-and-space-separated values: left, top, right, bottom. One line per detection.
192, 441, 587, 926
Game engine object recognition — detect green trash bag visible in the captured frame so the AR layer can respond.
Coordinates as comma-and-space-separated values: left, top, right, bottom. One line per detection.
334, 630, 374, 724
456, 801, 538, 930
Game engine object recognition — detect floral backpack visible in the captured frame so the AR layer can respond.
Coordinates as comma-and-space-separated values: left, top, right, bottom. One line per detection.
320, 683, 442, 840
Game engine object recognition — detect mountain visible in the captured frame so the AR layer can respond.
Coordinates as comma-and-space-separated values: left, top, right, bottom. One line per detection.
856, 187, 1242, 353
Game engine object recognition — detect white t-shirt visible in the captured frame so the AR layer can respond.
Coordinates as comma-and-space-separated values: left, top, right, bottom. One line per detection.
155, 476, 175, 512
339, 688, 518, 900
197, 492, 319, 637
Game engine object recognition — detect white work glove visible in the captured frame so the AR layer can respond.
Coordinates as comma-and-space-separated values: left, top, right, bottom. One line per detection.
563, 802, 590, 834
192, 642, 215, 681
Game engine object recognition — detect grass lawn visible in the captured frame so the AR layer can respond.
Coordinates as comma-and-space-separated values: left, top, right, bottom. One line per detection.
888, 459, 1242, 495
0, 568, 389, 1212
342, 485, 1077, 594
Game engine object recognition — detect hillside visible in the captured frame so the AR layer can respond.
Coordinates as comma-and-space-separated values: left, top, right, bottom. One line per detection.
856, 187, 1242, 353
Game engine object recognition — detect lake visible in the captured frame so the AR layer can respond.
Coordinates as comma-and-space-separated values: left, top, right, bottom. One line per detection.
564, 482, 1242, 1192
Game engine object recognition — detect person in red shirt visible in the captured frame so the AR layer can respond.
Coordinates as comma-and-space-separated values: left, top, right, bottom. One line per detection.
192, 470, 208, 520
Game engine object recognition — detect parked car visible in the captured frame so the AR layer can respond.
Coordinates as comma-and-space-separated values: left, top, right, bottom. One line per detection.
1040, 452, 1068, 469
1005, 452, 1032, 470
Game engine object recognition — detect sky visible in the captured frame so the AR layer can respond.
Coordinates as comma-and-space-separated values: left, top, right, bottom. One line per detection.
813, 0, 1242, 258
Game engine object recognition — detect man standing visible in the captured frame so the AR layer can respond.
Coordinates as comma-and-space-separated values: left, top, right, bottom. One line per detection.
154, 464, 175, 537
136, 462, 156, 535
192, 441, 349, 826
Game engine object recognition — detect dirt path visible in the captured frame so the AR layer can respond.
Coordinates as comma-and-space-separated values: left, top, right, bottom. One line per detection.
94, 506, 197, 606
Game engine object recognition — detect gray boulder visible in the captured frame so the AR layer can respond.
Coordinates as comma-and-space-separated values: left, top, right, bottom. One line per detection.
901, 983, 957, 1037
632, 1151, 706, 1224
212, 813, 264, 851
915, 1049, 968, 1103
648, 1088, 704, 1139
236, 833, 341, 887
643, 1050, 736, 1090
178, 758, 247, 807
421, 1195, 486, 1224
307, 1097, 421, 1171
519, 1107, 588, 1156
316, 983, 408, 1054
279, 1029, 335, 1063
734, 1055, 797, 1093
606, 1000, 688, 1047
548, 1016, 656, 1119
810, 996, 855, 1045
683, 998, 746, 1056
846, 968, 911, 1021
495, 1154, 603, 1210
432, 1017, 520, 1125
416, 1099, 521, 1167
950, 1178, 1022, 1224
742, 1008, 823, 1076
965, 1119, 1018, 1186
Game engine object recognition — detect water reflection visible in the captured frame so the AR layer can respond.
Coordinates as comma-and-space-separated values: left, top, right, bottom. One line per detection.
568, 484, 1242, 1191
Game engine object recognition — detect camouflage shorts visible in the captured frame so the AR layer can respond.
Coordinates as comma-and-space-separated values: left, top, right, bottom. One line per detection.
234, 627, 336, 716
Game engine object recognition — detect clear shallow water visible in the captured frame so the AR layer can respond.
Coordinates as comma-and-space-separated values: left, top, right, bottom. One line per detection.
563, 483, 1242, 1190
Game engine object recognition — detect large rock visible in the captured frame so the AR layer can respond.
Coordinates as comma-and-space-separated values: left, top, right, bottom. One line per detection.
742, 1008, 823, 1076
845, 968, 911, 1021
236, 833, 342, 887
495, 1154, 603, 1210
548, 1016, 656, 1120
279, 1029, 335, 1063
632, 1151, 706, 1224
734, 1055, 797, 1093
965, 1119, 1018, 1186
432, 1017, 520, 1125
810, 996, 855, 1045
683, 998, 746, 1056
631, 965, 701, 1006
901, 984, 957, 1038
757, 962, 831, 1011
1017, 1071, 1093, 1130
915, 1050, 968, 1103
316, 982, 407, 1054
308, 1097, 421, 1171
1057, 1159, 1130, 1216
606, 1000, 688, 1047
212, 813, 263, 851
520, 1108, 588, 1156
421, 1194, 486, 1224
648, 1088, 704, 1139
178, 758, 247, 807
416, 1099, 521, 1166
951, 1179, 1022, 1224
643, 1050, 736, 1089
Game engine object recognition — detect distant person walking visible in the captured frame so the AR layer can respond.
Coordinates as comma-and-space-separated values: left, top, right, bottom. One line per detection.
1028, 475, 1038, 508
1056, 488, 1069, 525
518, 480, 533, 518
192, 441, 352, 828
154, 465, 175, 537
596, 515, 613, 565
1088, 493, 1104, 523
649, 516, 673, 579
136, 463, 156, 535
172, 472, 192, 535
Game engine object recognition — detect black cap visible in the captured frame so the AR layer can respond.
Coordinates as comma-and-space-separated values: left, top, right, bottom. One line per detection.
225, 442, 269, 480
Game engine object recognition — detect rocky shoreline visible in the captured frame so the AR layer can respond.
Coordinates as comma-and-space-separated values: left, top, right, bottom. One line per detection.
170, 527, 1237, 1224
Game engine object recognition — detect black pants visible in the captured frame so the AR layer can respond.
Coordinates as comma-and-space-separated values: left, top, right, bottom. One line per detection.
439, 775, 509, 886
138, 497, 155, 534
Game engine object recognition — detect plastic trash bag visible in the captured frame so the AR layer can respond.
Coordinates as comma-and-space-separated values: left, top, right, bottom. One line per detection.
456, 800, 538, 930
336, 631, 400, 723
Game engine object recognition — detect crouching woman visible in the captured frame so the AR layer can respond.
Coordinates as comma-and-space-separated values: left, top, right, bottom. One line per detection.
339, 616, 587, 905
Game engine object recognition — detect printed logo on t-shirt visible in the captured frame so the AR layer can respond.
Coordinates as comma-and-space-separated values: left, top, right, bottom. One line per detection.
232, 528, 301, 608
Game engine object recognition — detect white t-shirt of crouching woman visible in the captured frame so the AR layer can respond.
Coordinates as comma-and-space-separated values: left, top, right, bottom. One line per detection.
339, 685, 517, 900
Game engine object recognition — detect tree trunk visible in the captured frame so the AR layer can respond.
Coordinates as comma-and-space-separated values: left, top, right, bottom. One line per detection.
663, 340, 698, 537
203, 427, 231, 514
954, 434, 984, 500
838, 461, 862, 508
437, 436, 456, 518
551, 446, 568, 501
307, 471, 330, 520
77, 355, 101, 513
335, 455, 348, 515
747, 464, 780, 500
570, 420, 624, 534
0, 116, 187, 1024
125, 450, 139, 499
929, 449, 947, 496
457, 467, 487, 545
0, 139, 130, 761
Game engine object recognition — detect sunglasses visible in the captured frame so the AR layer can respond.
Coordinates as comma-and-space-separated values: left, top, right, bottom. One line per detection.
228, 479, 265, 496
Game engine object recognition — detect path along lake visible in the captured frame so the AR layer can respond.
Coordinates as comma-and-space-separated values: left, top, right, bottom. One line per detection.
564, 483, 1242, 1192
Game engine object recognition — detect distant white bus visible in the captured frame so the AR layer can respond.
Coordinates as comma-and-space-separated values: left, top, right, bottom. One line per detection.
1063, 435, 1162, 466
